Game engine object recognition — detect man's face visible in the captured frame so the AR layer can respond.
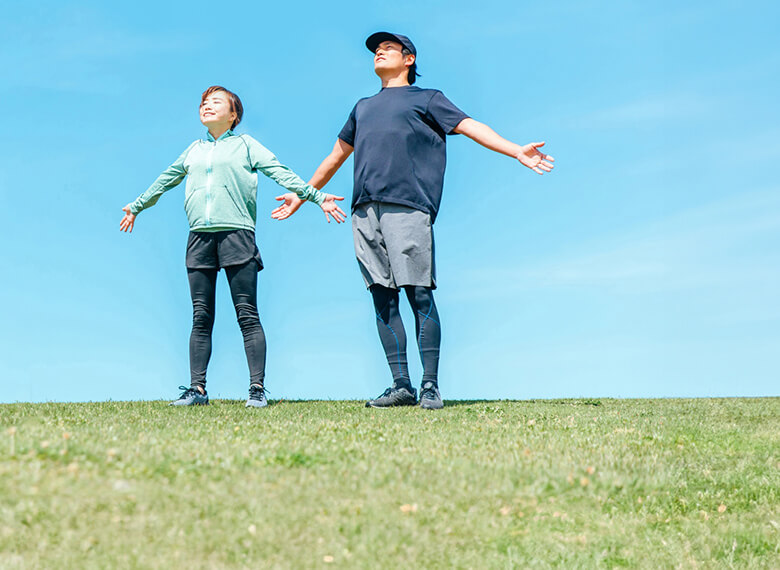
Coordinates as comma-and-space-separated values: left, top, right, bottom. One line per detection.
374, 40, 414, 77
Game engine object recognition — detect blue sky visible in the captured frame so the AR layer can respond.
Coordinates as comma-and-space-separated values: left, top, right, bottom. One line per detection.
1, 0, 778, 402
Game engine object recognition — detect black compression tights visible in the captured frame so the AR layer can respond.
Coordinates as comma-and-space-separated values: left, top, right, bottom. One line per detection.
188, 261, 266, 389
370, 284, 441, 389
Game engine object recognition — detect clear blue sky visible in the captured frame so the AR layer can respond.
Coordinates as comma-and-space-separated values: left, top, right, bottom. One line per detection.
2, 1, 778, 402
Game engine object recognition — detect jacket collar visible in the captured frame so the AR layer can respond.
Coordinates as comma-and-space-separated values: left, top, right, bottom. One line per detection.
206, 129, 235, 142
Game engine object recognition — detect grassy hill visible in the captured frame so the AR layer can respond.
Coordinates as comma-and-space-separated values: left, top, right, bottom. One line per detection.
1, 398, 777, 568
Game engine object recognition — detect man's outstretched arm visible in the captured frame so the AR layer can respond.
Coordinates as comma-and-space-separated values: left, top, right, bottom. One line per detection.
272, 139, 354, 220
453, 118, 554, 175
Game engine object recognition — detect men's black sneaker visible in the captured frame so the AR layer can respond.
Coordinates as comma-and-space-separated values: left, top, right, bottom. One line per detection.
365, 385, 418, 408
170, 385, 209, 406
246, 384, 268, 408
419, 381, 443, 410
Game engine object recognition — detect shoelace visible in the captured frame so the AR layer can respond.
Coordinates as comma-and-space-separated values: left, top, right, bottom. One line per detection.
176, 385, 202, 399
375, 387, 394, 399
248, 385, 268, 399
420, 383, 438, 400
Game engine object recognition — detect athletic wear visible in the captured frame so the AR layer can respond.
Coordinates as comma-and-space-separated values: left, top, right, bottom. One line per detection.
186, 229, 263, 271
404, 286, 441, 385
365, 385, 418, 408
419, 381, 443, 410
246, 384, 268, 408
338, 86, 468, 221
371, 285, 441, 390
353, 202, 435, 289
170, 386, 209, 406
188, 261, 266, 388
371, 285, 411, 387
129, 130, 325, 231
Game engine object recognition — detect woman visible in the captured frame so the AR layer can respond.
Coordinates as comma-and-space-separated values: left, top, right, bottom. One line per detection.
120, 86, 345, 407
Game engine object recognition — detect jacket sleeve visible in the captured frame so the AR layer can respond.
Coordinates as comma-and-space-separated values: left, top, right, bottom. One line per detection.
244, 136, 325, 205
129, 142, 197, 215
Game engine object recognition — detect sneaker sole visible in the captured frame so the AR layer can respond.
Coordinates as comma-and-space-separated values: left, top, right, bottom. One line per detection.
365, 401, 417, 408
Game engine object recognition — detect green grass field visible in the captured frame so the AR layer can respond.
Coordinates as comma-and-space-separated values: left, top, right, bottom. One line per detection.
1, 398, 777, 569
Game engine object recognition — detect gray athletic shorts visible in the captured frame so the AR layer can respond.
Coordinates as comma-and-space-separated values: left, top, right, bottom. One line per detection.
352, 201, 436, 290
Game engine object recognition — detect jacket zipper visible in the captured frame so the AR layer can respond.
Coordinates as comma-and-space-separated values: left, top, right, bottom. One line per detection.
205, 141, 216, 225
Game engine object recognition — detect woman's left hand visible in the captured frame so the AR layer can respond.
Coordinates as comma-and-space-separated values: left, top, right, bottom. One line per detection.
120, 204, 136, 232
320, 194, 346, 224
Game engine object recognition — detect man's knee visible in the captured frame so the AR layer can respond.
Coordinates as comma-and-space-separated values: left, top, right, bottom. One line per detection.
370, 284, 399, 312
405, 286, 435, 313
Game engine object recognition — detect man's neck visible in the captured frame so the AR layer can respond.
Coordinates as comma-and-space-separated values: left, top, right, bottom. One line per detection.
380, 72, 411, 88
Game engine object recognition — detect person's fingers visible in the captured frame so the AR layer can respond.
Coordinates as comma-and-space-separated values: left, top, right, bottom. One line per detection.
541, 160, 554, 168
333, 196, 345, 201
539, 164, 552, 172
324, 211, 332, 223
336, 206, 346, 216
544, 154, 555, 162
533, 167, 544, 175
531, 141, 545, 149
275, 196, 287, 202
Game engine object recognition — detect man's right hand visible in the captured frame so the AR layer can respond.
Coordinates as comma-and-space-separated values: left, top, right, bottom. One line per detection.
271, 194, 305, 220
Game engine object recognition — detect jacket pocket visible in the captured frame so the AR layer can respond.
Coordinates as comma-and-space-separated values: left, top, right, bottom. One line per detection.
222, 185, 248, 218
184, 187, 206, 226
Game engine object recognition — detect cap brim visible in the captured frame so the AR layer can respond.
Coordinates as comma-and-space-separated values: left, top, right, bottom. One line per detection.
365, 32, 404, 53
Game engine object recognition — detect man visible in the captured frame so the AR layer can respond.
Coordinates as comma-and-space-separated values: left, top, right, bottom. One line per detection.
272, 32, 554, 409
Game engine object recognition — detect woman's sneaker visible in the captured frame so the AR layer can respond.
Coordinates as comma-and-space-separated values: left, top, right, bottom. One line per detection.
246, 384, 268, 408
170, 386, 209, 406
365, 385, 417, 408
419, 381, 443, 410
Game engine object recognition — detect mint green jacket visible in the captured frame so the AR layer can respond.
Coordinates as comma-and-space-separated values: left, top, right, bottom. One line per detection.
130, 130, 324, 232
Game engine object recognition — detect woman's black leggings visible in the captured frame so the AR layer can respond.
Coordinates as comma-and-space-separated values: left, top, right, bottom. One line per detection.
187, 261, 266, 389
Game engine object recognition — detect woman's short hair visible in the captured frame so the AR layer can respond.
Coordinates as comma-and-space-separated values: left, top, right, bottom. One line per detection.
201, 86, 244, 129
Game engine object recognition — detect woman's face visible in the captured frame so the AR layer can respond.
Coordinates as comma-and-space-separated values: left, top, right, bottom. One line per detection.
199, 91, 236, 130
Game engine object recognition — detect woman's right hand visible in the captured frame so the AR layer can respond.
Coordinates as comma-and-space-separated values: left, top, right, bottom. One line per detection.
120, 204, 136, 233
271, 193, 305, 220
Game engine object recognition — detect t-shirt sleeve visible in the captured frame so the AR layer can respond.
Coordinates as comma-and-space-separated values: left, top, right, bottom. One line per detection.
337, 104, 358, 146
426, 91, 470, 135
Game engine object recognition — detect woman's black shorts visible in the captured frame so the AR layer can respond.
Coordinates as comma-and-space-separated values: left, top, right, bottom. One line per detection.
185, 229, 263, 271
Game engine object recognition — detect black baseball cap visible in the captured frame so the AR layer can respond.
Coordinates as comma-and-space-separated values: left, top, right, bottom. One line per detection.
365, 32, 416, 56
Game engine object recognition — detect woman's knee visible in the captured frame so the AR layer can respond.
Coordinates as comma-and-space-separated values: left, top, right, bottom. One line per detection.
191, 299, 215, 330
234, 298, 261, 333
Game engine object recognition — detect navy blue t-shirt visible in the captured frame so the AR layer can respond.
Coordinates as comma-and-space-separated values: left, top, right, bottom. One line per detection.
338, 86, 469, 222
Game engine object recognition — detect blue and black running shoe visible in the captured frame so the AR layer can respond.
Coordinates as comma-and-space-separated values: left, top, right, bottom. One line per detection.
419, 381, 443, 410
246, 384, 268, 408
169, 386, 209, 406
365, 385, 417, 408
